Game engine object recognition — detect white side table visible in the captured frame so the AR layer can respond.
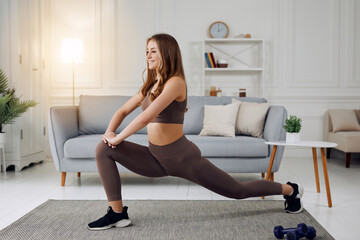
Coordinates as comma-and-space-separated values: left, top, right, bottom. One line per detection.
0, 143, 5, 173
265, 141, 337, 208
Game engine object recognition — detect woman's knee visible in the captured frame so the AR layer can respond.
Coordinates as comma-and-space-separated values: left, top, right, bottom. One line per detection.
96, 141, 109, 160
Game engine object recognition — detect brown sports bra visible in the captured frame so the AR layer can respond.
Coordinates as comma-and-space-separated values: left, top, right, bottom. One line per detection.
141, 84, 187, 124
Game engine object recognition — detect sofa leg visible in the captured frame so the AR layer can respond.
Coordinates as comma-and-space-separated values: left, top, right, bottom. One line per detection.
61, 172, 66, 187
77, 172, 81, 178
346, 153, 351, 168
327, 148, 331, 158
270, 172, 274, 182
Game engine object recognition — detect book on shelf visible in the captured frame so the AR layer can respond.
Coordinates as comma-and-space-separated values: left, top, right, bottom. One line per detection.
204, 53, 212, 68
204, 52, 216, 68
209, 52, 216, 68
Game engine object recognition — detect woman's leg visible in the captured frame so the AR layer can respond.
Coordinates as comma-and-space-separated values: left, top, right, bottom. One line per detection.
282, 184, 293, 195
184, 155, 283, 199
150, 137, 283, 199
96, 140, 168, 211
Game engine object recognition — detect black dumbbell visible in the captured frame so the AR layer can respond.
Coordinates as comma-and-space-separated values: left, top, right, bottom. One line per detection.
274, 223, 316, 240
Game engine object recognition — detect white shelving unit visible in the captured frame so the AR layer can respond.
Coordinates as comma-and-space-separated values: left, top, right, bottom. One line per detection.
202, 38, 265, 96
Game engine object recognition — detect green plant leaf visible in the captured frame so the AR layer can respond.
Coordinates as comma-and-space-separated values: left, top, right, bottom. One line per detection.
283, 115, 302, 133
0, 69, 9, 94
0, 68, 37, 132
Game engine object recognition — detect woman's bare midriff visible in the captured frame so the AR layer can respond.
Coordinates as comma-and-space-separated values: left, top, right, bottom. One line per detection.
147, 123, 184, 146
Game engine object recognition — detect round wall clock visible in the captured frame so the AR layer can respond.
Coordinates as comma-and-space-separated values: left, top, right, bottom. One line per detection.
209, 21, 229, 38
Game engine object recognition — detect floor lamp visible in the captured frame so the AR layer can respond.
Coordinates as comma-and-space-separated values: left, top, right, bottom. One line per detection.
61, 39, 84, 106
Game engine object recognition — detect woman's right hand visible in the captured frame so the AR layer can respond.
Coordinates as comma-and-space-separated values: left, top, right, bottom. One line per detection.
102, 132, 116, 144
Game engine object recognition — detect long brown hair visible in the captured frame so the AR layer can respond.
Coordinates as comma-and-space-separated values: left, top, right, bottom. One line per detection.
140, 33, 186, 101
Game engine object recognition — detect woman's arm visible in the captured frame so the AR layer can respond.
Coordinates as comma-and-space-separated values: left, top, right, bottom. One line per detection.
105, 93, 143, 134
106, 77, 185, 146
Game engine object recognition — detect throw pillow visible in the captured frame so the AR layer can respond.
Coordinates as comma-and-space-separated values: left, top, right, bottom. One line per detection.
199, 102, 240, 137
329, 109, 360, 132
232, 98, 270, 138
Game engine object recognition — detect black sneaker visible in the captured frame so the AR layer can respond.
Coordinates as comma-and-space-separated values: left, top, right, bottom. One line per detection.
88, 206, 131, 230
284, 182, 304, 214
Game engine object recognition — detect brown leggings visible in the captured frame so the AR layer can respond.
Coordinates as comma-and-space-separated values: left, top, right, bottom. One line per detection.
96, 135, 282, 201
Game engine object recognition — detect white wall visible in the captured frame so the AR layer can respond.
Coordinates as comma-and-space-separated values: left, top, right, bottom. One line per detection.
1, 0, 360, 159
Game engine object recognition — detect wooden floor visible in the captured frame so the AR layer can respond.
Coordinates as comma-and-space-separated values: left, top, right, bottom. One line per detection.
1, 156, 359, 239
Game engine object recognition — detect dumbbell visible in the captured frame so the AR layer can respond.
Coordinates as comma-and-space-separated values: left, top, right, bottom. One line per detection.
274, 223, 316, 240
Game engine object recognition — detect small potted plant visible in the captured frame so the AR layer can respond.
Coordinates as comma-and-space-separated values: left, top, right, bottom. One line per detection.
0, 69, 37, 144
283, 115, 302, 142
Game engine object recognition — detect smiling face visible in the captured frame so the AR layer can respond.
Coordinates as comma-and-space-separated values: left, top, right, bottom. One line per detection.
146, 39, 162, 70
140, 33, 186, 100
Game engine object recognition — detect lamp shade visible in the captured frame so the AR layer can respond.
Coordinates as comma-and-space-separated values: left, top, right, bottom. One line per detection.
61, 38, 84, 63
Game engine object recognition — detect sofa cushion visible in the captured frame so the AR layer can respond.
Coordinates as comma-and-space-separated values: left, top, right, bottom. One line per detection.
187, 135, 268, 158
64, 134, 149, 158
199, 102, 240, 137
329, 109, 360, 132
64, 134, 268, 159
78, 95, 267, 136
184, 96, 267, 135
78, 95, 147, 135
232, 99, 270, 138
328, 131, 360, 153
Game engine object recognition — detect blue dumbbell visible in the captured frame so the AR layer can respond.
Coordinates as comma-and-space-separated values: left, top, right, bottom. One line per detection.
274, 223, 316, 240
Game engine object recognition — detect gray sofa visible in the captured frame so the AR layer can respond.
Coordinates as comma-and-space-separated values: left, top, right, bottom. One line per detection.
48, 95, 287, 186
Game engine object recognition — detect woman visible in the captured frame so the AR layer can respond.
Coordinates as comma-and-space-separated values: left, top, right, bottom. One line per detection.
88, 33, 303, 231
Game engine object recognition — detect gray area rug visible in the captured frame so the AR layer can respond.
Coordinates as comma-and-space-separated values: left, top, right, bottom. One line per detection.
0, 200, 333, 240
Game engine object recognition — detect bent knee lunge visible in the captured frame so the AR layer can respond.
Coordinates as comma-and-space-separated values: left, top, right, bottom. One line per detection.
96, 141, 109, 159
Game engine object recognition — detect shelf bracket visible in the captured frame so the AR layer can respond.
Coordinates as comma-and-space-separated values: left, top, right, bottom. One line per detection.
207, 43, 258, 68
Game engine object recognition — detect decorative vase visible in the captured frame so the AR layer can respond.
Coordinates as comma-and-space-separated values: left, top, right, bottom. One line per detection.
286, 132, 300, 143
0, 132, 6, 145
